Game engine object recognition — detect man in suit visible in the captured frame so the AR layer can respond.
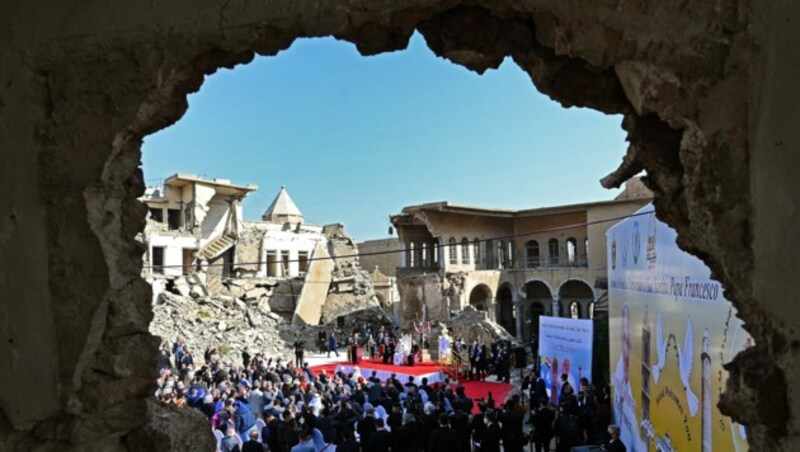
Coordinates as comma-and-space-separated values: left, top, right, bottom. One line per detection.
428, 412, 460, 452
468, 339, 480, 380
241, 430, 265, 452
481, 411, 502, 452
366, 418, 392, 452
604, 425, 627, 452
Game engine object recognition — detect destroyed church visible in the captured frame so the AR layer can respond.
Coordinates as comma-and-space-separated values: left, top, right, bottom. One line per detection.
139, 174, 385, 358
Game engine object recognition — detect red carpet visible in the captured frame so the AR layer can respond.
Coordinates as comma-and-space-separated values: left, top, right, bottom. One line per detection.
310, 358, 445, 376
309, 358, 514, 414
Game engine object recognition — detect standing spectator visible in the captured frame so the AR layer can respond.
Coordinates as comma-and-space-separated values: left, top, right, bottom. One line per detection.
531, 399, 556, 452
328, 332, 339, 358
294, 340, 305, 368
554, 399, 584, 452
604, 425, 627, 452
291, 425, 316, 452
427, 412, 459, 452
241, 430, 265, 452
357, 407, 378, 449
367, 418, 393, 452
234, 400, 258, 442
220, 427, 242, 452
481, 411, 502, 452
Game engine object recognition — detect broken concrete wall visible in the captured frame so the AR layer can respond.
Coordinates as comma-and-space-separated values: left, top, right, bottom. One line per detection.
292, 242, 333, 325
1, 0, 798, 450
319, 227, 383, 323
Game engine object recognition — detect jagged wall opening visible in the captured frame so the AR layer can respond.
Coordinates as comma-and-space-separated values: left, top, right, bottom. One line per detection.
3, 1, 794, 451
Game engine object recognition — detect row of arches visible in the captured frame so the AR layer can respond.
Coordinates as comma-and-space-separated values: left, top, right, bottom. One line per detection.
418, 236, 590, 269
467, 279, 596, 340
524, 237, 588, 268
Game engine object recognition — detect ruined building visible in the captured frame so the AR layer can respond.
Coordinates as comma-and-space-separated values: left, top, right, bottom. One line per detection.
141, 176, 381, 355
390, 178, 652, 341
2, 1, 798, 450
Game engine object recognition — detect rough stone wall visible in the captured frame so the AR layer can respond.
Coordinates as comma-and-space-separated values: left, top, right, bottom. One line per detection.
1, 0, 797, 450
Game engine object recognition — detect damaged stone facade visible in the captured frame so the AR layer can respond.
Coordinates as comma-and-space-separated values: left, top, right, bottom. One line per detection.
143, 178, 386, 380
1, 1, 798, 451
390, 179, 652, 341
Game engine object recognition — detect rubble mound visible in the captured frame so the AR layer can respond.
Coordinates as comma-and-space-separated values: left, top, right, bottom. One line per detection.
434, 307, 519, 346
151, 291, 293, 363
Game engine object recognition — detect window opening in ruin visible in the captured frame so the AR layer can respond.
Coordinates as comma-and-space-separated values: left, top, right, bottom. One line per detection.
448, 237, 457, 265
566, 237, 577, 265
588, 302, 595, 320
496, 240, 506, 269
548, 238, 560, 265
526, 240, 540, 268
266, 250, 278, 277
281, 251, 290, 276
167, 209, 182, 230
151, 246, 164, 274
138, 33, 636, 427
298, 251, 309, 273
149, 208, 164, 223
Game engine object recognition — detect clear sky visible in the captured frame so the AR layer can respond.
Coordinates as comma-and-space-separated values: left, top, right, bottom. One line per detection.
142, 32, 628, 241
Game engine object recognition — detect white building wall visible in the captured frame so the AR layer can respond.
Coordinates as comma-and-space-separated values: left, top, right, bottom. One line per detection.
148, 234, 198, 277
258, 226, 327, 277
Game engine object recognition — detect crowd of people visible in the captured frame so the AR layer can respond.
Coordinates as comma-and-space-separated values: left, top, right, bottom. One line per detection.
157, 330, 626, 451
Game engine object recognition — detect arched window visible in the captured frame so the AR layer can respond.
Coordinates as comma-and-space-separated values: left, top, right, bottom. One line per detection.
525, 240, 540, 268
507, 241, 514, 268
448, 237, 457, 265
584, 237, 589, 265
421, 242, 428, 267
588, 302, 595, 320
566, 237, 577, 265
570, 301, 580, 319
461, 238, 470, 264
497, 240, 506, 269
548, 238, 560, 265
408, 242, 416, 268
473, 238, 481, 267
433, 239, 439, 265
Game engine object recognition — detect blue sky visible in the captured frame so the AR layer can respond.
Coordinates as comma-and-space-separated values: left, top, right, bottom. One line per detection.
142, 32, 627, 241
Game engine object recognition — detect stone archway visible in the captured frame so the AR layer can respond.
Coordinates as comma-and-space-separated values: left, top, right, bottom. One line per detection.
558, 279, 594, 319
524, 280, 554, 341
496, 283, 516, 336
2, 1, 794, 450
468, 284, 493, 312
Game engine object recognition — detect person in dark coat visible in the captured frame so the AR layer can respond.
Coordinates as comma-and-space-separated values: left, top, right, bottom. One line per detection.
366, 418, 393, 452
327, 332, 339, 358
356, 409, 377, 450
241, 430, 266, 452
500, 402, 525, 452
531, 399, 556, 452
481, 411, 502, 452
427, 413, 460, 452
604, 424, 627, 452
395, 413, 423, 452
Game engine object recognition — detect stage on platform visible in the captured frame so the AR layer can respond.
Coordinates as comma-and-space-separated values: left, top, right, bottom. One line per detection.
332, 359, 447, 385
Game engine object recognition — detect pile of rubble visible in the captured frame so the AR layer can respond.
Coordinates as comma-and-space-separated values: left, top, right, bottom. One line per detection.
428, 307, 520, 357
150, 287, 294, 363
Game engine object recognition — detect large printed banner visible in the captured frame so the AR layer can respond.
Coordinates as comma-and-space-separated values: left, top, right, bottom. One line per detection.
607, 205, 750, 452
538, 316, 593, 404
